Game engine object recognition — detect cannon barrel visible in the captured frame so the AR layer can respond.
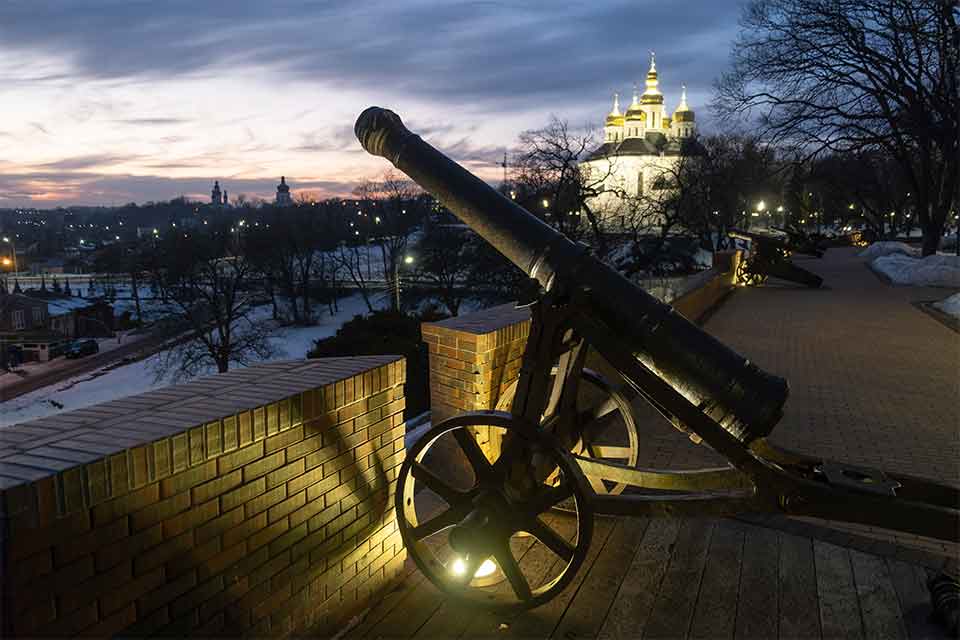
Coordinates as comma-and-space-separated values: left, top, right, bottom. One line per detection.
355, 107, 789, 443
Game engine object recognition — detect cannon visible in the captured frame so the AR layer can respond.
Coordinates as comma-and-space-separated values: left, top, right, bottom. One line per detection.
355, 107, 959, 611
771, 224, 829, 256
729, 228, 824, 288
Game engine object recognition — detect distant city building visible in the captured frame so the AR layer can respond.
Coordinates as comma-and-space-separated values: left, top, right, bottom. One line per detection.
579, 53, 697, 226
211, 181, 228, 207
276, 176, 293, 207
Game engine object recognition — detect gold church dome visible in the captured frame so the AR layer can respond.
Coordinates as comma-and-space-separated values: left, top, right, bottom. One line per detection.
606, 112, 625, 126
605, 93, 625, 126
672, 84, 695, 122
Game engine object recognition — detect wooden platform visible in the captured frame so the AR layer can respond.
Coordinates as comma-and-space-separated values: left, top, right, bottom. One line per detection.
344, 515, 949, 640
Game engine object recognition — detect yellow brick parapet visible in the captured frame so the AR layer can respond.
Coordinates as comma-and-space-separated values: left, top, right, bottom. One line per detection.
0, 356, 407, 638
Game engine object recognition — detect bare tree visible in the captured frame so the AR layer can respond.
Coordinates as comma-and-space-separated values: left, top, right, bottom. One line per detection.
413, 224, 472, 316
149, 225, 276, 380
353, 171, 427, 311
716, 0, 959, 255
512, 117, 618, 247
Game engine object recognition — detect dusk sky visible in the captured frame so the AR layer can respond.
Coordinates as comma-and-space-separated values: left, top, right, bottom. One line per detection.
0, 0, 744, 208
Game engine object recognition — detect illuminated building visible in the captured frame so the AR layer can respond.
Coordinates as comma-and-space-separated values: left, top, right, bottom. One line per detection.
276, 176, 293, 207
579, 53, 697, 227
211, 181, 228, 207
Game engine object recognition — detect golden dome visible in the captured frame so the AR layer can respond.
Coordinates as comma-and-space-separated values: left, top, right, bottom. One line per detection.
606, 113, 625, 126
672, 85, 695, 121
624, 86, 645, 120
605, 93, 624, 127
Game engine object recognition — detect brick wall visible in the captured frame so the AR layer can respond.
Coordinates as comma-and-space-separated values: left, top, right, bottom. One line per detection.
0, 356, 407, 637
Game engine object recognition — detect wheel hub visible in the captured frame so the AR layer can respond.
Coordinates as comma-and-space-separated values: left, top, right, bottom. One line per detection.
448, 490, 514, 555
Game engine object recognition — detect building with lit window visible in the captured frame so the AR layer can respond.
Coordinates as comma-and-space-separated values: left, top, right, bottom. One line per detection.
579, 53, 697, 226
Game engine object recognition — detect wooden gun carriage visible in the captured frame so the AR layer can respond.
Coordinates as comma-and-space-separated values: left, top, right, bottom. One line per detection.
729, 228, 824, 288
355, 107, 958, 611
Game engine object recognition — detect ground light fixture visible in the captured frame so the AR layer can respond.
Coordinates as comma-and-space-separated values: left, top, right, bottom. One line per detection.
449, 556, 499, 580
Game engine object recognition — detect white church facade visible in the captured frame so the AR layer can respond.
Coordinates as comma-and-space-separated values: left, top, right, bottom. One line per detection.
580, 54, 697, 226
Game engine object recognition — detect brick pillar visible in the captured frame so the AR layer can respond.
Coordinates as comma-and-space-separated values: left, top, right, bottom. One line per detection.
421, 304, 531, 459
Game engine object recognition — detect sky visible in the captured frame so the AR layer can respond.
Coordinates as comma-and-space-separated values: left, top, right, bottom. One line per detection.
0, 0, 745, 208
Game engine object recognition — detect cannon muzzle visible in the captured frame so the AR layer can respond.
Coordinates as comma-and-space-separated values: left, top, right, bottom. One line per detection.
356, 107, 789, 444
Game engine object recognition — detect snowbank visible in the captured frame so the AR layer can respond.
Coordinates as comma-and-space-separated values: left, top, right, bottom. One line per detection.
1, 294, 380, 428
871, 253, 960, 287
932, 292, 960, 320
859, 241, 920, 259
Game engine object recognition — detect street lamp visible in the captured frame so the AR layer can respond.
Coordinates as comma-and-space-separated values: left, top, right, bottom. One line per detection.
2, 236, 17, 274
395, 255, 414, 310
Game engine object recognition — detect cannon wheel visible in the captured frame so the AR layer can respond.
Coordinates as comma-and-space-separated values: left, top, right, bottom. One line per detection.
736, 255, 768, 286
495, 368, 639, 498
396, 412, 593, 610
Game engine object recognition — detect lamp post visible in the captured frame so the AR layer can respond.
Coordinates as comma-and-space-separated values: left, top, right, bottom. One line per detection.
2, 236, 17, 274
394, 254, 414, 311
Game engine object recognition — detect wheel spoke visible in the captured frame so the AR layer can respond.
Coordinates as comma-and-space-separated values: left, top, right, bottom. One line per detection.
411, 462, 466, 506
411, 504, 469, 540
494, 542, 531, 601
590, 445, 634, 460
527, 482, 574, 514
526, 517, 574, 562
454, 428, 493, 478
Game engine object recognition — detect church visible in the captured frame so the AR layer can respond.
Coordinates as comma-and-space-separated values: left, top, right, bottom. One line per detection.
579, 54, 696, 225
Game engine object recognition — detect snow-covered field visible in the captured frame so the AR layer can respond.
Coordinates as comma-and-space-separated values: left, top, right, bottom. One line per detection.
933, 292, 960, 320
1, 294, 378, 428
859, 241, 920, 259
871, 253, 960, 287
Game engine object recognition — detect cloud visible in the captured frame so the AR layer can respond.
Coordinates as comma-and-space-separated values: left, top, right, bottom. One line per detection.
0, 1, 742, 207
114, 118, 191, 126
0, 1, 741, 109
35, 154, 142, 171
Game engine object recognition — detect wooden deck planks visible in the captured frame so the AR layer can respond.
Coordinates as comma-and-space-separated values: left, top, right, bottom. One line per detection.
734, 523, 779, 640
344, 516, 940, 640
550, 517, 651, 640
597, 518, 682, 640
850, 550, 908, 640
885, 559, 945, 640
779, 532, 822, 640
689, 519, 746, 640
814, 540, 864, 640
643, 518, 718, 640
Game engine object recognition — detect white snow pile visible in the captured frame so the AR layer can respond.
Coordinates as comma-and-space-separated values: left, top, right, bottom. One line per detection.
858, 241, 920, 259
871, 253, 960, 287
932, 292, 960, 320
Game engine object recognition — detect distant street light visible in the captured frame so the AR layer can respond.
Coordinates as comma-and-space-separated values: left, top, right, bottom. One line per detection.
395, 255, 414, 310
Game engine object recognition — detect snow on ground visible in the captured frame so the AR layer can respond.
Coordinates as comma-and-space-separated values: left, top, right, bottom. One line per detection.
1, 294, 381, 428
871, 253, 960, 287
859, 241, 920, 259
932, 292, 960, 320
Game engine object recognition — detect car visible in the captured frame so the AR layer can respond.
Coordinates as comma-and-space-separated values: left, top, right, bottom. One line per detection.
64, 339, 100, 359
